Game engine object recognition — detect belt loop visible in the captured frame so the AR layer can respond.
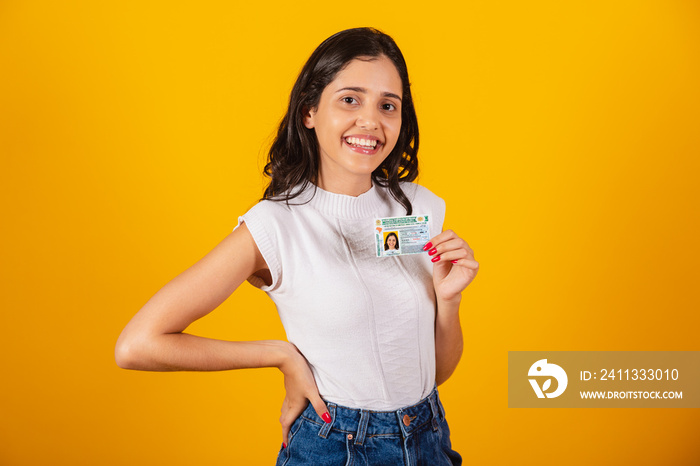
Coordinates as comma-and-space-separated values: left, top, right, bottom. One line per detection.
318, 404, 335, 439
355, 409, 370, 445
428, 393, 439, 431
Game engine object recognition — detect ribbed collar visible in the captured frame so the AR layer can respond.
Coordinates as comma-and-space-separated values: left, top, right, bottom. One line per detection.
295, 182, 385, 219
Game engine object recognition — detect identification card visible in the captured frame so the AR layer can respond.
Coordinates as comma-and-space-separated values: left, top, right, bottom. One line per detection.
375, 215, 431, 257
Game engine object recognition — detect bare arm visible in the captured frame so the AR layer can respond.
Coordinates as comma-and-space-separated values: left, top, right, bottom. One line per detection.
426, 230, 479, 385
115, 222, 287, 371
434, 297, 464, 385
114, 222, 331, 444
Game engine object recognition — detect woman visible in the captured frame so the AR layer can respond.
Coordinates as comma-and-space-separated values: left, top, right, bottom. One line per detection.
384, 232, 399, 251
116, 27, 478, 465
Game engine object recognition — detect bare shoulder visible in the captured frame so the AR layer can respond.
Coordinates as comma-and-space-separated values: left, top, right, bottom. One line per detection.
216, 221, 267, 272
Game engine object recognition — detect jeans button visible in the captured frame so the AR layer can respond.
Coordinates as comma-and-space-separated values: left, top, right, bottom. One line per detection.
347, 434, 353, 440
402, 414, 411, 426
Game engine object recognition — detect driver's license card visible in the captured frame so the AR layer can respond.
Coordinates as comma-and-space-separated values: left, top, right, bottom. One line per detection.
375, 215, 431, 257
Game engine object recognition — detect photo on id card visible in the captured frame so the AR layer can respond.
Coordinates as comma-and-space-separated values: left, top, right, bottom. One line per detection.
375, 215, 430, 257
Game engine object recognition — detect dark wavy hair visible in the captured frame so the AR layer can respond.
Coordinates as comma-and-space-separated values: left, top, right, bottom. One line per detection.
262, 27, 419, 214
384, 232, 400, 251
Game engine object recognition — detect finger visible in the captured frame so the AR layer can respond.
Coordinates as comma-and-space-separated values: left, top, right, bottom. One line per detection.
424, 230, 470, 251
449, 258, 480, 270
426, 238, 471, 257
279, 404, 295, 447
282, 424, 290, 448
432, 242, 477, 264
423, 229, 456, 251
308, 393, 331, 424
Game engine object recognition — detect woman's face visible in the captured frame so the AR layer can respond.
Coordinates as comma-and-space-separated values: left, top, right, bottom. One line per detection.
304, 55, 403, 192
387, 235, 397, 249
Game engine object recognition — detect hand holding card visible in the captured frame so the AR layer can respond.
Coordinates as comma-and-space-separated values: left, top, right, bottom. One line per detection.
426, 229, 479, 303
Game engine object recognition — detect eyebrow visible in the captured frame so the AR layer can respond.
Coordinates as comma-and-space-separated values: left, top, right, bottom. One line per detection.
335, 87, 402, 101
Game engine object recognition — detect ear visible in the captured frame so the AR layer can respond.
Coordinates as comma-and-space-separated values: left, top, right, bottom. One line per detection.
303, 106, 316, 129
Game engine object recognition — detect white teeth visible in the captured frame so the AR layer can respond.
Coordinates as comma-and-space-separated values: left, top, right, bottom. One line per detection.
345, 137, 377, 148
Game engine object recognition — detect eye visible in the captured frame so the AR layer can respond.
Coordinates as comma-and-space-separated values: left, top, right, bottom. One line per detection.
341, 96, 358, 105
382, 102, 397, 112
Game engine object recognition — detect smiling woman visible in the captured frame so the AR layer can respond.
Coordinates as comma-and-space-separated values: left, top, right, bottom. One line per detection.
385, 231, 400, 251
303, 55, 403, 196
262, 28, 421, 217
115, 27, 478, 466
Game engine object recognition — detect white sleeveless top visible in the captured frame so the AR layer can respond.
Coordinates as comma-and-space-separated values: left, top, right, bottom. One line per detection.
235, 182, 445, 410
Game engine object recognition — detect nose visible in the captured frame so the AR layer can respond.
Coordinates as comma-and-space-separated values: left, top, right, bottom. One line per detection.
356, 107, 379, 130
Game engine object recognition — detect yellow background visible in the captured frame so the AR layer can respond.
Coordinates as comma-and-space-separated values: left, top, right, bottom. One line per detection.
1, 1, 699, 464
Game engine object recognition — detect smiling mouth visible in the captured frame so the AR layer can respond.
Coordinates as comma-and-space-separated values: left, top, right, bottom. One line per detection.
344, 136, 380, 150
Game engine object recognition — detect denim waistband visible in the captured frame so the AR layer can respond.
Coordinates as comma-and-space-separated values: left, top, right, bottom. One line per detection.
299, 386, 447, 446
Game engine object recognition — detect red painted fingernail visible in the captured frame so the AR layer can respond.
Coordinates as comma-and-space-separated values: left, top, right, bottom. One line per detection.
322, 412, 331, 423
431, 255, 441, 263
282, 442, 287, 449
422, 242, 433, 251
451, 260, 458, 264
428, 248, 437, 256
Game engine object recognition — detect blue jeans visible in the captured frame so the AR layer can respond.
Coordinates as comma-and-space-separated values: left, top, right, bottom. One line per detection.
275, 387, 462, 465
